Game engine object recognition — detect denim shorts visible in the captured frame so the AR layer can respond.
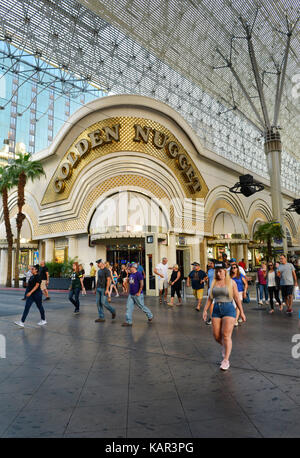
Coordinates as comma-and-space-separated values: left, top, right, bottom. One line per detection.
212, 301, 236, 319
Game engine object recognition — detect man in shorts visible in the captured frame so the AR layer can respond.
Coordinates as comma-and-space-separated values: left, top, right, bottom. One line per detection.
154, 257, 169, 304
277, 254, 298, 315
39, 260, 50, 301
187, 262, 208, 311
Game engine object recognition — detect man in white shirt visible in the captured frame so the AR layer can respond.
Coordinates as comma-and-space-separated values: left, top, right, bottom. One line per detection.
154, 257, 169, 304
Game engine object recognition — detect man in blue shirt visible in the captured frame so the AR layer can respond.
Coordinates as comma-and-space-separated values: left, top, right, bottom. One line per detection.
122, 263, 153, 326
187, 262, 208, 312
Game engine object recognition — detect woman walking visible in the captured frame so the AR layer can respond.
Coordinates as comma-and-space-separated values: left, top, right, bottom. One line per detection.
15, 265, 47, 327
257, 262, 268, 305
230, 263, 248, 326
69, 262, 84, 314
78, 264, 87, 296
110, 266, 120, 298
119, 264, 128, 293
168, 264, 182, 307
203, 261, 246, 371
267, 262, 282, 313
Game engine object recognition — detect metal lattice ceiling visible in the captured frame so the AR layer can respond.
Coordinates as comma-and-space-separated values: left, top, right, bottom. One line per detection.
0, 0, 300, 194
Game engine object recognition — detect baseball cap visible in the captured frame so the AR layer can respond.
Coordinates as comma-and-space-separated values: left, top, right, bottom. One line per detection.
214, 261, 226, 269
229, 258, 237, 262
191, 262, 200, 266
96, 259, 103, 264
131, 263, 138, 269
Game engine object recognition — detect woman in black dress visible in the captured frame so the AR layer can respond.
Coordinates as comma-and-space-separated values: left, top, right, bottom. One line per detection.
168, 264, 182, 307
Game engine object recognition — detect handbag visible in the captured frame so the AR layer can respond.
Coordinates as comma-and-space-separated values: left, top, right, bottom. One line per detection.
243, 291, 250, 303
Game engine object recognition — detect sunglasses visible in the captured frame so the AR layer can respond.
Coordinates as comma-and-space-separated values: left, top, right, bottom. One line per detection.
232, 266, 238, 269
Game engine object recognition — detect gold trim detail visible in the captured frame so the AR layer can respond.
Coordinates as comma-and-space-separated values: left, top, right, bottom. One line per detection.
41, 116, 208, 205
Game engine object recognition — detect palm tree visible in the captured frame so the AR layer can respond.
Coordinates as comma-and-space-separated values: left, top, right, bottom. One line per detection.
0, 166, 17, 287
10, 153, 45, 287
253, 221, 285, 261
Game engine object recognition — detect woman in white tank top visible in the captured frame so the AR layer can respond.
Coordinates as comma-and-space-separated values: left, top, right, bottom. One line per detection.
203, 261, 246, 371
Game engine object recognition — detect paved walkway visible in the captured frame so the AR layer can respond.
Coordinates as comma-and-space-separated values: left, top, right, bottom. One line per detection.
0, 290, 300, 438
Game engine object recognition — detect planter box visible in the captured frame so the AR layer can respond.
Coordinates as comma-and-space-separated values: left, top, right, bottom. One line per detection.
48, 277, 94, 290
49, 277, 70, 290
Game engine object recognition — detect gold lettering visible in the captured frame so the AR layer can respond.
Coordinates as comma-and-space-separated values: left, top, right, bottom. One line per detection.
191, 178, 202, 193
153, 129, 168, 149
67, 150, 80, 168
103, 124, 120, 143
54, 178, 65, 193
166, 141, 179, 158
183, 165, 195, 182
133, 124, 151, 143
177, 154, 188, 170
59, 162, 72, 180
88, 130, 104, 148
75, 139, 90, 157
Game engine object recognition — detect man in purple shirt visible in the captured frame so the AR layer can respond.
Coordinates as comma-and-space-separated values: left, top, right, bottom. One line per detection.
121, 263, 153, 326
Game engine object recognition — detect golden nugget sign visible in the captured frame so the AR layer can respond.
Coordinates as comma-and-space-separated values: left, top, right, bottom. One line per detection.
54, 122, 202, 193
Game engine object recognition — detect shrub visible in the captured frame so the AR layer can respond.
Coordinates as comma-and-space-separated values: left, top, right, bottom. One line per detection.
45, 257, 79, 278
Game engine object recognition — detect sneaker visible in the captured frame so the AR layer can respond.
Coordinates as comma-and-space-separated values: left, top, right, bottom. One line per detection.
74, 309, 80, 314
234, 321, 239, 327
269, 309, 274, 314
21, 297, 26, 300
121, 322, 132, 327
167, 303, 174, 307
220, 359, 230, 371
43, 297, 50, 301
258, 301, 263, 305
238, 318, 243, 323
14, 321, 24, 328
148, 317, 153, 322
112, 312, 116, 319
95, 318, 105, 322
205, 319, 212, 325
37, 320, 47, 326
286, 309, 293, 315
116, 294, 120, 297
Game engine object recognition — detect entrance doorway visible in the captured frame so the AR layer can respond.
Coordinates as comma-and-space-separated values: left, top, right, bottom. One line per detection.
106, 240, 145, 269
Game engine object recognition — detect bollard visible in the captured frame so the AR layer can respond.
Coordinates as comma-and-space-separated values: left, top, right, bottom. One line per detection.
182, 279, 186, 303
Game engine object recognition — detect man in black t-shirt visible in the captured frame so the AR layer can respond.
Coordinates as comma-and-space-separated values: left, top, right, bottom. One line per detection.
39, 261, 50, 301
187, 262, 208, 311
95, 259, 116, 323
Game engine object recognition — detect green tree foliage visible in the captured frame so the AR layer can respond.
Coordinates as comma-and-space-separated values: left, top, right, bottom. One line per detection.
253, 221, 285, 261
10, 153, 45, 287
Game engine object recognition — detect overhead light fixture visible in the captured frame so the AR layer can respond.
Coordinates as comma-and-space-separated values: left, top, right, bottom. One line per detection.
286, 199, 300, 215
229, 174, 264, 197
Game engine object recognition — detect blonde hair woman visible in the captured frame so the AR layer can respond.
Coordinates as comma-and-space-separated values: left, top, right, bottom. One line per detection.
203, 261, 246, 371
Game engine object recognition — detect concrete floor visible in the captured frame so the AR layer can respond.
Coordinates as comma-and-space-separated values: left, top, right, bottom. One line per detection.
0, 289, 300, 438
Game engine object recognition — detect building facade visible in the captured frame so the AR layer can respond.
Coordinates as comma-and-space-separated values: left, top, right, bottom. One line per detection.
0, 95, 299, 293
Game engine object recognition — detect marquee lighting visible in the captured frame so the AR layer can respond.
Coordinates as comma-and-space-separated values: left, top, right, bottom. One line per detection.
229, 174, 264, 197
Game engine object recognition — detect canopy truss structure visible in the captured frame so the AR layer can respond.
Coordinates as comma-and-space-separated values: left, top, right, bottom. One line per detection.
0, 0, 299, 194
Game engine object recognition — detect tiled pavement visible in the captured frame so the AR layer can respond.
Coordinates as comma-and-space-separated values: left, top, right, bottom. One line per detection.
0, 289, 300, 438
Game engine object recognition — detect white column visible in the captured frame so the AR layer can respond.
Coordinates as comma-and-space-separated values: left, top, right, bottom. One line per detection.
237, 244, 244, 261
191, 237, 200, 263
68, 236, 78, 260
45, 239, 55, 262
167, 233, 176, 268
0, 249, 8, 285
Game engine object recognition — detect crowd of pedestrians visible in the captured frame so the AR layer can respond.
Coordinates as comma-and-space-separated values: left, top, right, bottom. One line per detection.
14, 252, 299, 371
